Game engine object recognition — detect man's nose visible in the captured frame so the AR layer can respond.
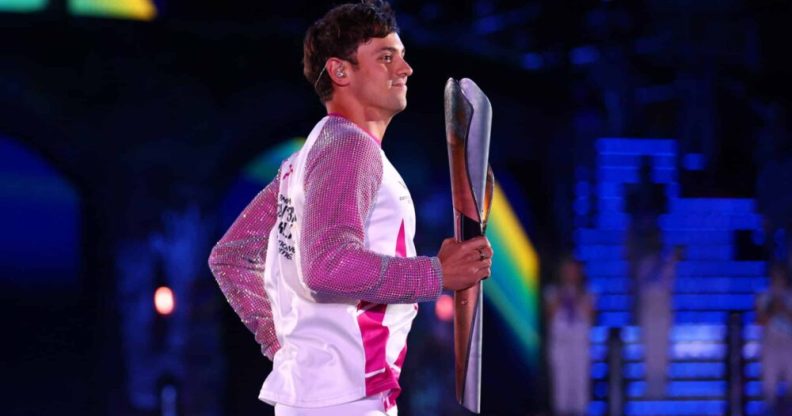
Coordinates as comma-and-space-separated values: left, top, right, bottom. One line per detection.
399, 57, 413, 77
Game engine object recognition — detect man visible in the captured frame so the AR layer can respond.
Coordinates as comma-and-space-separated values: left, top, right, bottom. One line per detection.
544, 257, 595, 416
756, 263, 792, 411
636, 245, 682, 399
208, 1, 492, 415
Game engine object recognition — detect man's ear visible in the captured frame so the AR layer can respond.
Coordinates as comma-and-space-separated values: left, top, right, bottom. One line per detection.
327, 58, 350, 86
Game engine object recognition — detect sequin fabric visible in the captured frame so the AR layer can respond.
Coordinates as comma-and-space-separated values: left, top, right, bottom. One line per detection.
300, 116, 442, 304
208, 173, 282, 360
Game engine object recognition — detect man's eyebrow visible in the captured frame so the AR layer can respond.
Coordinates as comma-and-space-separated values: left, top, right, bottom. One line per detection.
377, 46, 406, 55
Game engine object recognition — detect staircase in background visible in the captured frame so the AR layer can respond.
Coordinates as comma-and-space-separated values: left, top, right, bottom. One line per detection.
574, 138, 769, 416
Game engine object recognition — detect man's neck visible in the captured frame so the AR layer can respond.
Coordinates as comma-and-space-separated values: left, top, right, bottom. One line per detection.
325, 101, 392, 142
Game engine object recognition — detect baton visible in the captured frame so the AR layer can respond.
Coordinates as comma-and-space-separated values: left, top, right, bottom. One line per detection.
444, 77, 494, 414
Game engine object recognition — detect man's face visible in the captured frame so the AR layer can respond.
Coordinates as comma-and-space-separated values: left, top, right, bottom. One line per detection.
347, 32, 413, 117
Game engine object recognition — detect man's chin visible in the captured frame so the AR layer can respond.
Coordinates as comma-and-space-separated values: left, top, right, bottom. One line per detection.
385, 101, 407, 117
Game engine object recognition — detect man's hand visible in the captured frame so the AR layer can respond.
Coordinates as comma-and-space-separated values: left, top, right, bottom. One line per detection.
437, 236, 493, 291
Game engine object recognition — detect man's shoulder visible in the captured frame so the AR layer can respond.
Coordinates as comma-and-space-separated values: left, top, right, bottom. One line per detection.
322, 117, 376, 141
303, 117, 384, 179
315, 117, 382, 156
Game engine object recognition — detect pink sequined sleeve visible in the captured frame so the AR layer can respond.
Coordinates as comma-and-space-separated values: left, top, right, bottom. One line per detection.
300, 122, 443, 304
208, 173, 281, 360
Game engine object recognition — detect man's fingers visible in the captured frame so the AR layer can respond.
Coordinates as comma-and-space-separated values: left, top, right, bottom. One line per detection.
469, 264, 490, 278
457, 238, 492, 261
440, 235, 494, 291
460, 236, 490, 251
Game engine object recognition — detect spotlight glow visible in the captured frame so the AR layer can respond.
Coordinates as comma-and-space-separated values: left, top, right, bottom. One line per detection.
484, 183, 540, 363
0, 0, 46, 12
69, 0, 157, 21
154, 286, 175, 315
435, 293, 454, 322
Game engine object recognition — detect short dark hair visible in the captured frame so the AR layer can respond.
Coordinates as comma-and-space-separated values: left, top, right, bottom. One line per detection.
303, 0, 399, 102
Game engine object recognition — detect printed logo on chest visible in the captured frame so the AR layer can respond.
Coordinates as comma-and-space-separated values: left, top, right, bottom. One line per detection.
276, 194, 296, 260
395, 180, 411, 204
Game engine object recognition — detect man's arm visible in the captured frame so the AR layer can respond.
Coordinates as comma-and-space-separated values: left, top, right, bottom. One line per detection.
300, 130, 443, 304
208, 172, 281, 360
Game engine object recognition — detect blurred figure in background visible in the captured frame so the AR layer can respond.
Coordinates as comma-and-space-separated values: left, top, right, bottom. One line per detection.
544, 256, 595, 416
636, 245, 683, 399
756, 263, 792, 412
625, 156, 668, 294
623, 155, 676, 399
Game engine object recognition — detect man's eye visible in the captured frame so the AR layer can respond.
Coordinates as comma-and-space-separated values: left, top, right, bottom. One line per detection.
382, 55, 393, 63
